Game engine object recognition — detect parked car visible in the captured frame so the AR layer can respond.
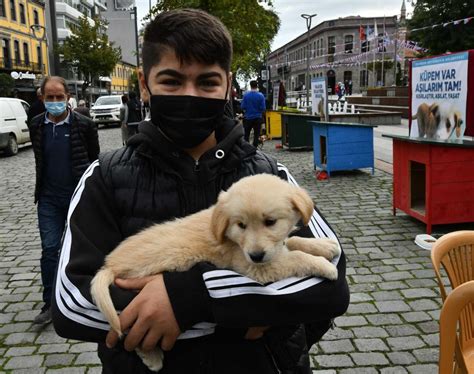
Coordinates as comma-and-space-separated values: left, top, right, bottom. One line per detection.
0, 98, 30, 156
90, 95, 122, 127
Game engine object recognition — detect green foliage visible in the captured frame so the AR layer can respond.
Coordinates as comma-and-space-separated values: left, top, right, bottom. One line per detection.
409, 0, 474, 55
145, 0, 280, 79
58, 16, 122, 96
0, 73, 15, 97
129, 70, 140, 94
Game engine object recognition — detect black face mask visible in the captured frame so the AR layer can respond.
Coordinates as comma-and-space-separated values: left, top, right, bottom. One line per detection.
148, 93, 227, 149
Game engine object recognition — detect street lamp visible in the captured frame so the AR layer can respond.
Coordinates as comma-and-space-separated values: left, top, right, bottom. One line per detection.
30, 24, 47, 77
301, 13, 317, 110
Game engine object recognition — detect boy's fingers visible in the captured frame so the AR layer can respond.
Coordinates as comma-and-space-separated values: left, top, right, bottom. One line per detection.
115, 276, 158, 290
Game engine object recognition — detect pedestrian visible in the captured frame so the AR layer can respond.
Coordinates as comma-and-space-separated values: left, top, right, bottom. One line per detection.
29, 76, 100, 324
348, 80, 353, 96
74, 99, 91, 118
241, 80, 266, 147
120, 94, 129, 145
27, 88, 45, 128
126, 91, 142, 137
68, 93, 77, 109
52, 9, 349, 374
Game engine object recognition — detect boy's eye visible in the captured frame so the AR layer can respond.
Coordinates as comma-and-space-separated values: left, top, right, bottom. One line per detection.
200, 80, 219, 88
160, 79, 181, 86
264, 219, 276, 227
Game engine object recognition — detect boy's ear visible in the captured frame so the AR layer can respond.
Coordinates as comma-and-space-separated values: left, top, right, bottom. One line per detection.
138, 69, 149, 103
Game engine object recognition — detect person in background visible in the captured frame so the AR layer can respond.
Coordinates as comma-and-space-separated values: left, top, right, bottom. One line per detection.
68, 94, 77, 109
126, 91, 143, 137
120, 94, 129, 145
241, 80, 266, 147
27, 88, 46, 128
29, 76, 100, 324
74, 99, 91, 118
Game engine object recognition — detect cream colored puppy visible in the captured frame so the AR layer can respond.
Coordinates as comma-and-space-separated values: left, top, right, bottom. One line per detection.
91, 174, 340, 371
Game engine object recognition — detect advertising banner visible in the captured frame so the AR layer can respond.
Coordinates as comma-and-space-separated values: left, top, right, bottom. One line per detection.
311, 77, 328, 121
410, 51, 468, 140
272, 83, 280, 111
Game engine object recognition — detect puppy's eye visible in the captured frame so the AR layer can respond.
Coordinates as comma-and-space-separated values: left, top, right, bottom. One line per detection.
264, 219, 277, 227
237, 222, 247, 229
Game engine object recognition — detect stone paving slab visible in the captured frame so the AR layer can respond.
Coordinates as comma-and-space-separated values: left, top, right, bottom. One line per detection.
1, 127, 472, 373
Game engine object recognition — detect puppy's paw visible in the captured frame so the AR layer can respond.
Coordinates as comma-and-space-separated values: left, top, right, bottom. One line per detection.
314, 238, 341, 260
136, 347, 164, 372
320, 262, 338, 281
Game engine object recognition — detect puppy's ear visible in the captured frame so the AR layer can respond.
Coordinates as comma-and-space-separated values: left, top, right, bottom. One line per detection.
211, 191, 230, 243
291, 187, 314, 225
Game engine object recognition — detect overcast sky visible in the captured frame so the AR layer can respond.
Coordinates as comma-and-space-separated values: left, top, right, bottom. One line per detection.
135, 0, 414, 50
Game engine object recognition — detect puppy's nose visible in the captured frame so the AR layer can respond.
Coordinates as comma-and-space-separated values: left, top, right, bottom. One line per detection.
249, 251, 265, 263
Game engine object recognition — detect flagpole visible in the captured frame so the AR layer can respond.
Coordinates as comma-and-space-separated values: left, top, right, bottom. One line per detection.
381, 16, 385, 86
359, 21, 362, 92
366, 23, 369, 88
372, 19, 377, 87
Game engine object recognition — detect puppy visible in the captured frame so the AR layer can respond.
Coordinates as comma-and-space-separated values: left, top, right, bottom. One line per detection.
442, 110, 463, 139
91, 174, 340, 372
412, 103, 440, 139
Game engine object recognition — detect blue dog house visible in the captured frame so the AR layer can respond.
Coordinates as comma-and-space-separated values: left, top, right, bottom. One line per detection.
310, 121, 376, 176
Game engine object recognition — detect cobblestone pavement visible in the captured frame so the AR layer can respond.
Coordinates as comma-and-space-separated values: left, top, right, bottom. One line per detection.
0, 126, 471, 373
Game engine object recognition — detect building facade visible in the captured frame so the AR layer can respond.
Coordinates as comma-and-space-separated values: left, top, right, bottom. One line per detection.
0, 0, 48, 101
110, 60, 134, 94
268, 14, 402, 95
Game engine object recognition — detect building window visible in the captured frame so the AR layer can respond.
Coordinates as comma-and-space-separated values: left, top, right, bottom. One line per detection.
37, 45, 42, 70
0, 0, 5, 17
19, 2, 24, 23
9, 0, 16, 21
319, 38, 323, 56
2, 39, 11, 68
344, 35, 353, 53
33, 9, 38, 24
328, 36, 335, 55
13, 40, 20, 64
360, 70, 368, 87
23, 42, 29, 65
362, 40, 370, 53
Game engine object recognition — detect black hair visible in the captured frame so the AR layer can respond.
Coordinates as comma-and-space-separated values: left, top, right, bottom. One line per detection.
142, 8, 233, 81
250, 80, 258, 89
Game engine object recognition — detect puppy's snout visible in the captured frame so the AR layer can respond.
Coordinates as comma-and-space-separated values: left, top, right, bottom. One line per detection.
249, 251, 266, 263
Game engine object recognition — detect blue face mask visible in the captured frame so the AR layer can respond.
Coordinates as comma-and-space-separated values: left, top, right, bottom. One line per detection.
45, 101, 67, 117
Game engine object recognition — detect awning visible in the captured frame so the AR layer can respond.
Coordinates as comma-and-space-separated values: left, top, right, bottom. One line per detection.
99, 76, 112, 82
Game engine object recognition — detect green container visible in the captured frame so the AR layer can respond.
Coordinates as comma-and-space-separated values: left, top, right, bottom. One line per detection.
281, 113, 320, 150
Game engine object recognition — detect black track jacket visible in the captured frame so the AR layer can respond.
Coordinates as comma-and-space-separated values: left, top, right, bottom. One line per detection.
52, 118, 349, 374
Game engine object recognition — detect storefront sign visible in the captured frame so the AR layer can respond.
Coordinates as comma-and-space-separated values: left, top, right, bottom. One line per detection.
10, 71, 36, 80
410, 51, 469, 140
311, 77, 328, 121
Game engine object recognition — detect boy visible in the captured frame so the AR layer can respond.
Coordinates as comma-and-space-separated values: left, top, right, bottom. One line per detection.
52, 9, 349, 374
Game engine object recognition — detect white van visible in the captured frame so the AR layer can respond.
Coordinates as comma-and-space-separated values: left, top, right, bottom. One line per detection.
0, 98, 30, 156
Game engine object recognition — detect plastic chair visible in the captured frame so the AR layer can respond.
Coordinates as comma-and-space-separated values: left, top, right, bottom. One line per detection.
439, 280, 474, 374
431, 231, 474, 301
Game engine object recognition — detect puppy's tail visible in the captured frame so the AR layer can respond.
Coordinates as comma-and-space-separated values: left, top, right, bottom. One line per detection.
91, 268, 122, 337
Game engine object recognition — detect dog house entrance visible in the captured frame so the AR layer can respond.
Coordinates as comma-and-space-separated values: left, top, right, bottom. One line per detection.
320, 136, 327, 166
410, 161, 426, 215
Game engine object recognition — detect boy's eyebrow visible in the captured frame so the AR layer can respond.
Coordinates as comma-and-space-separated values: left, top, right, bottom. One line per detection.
155, 69, 223, 80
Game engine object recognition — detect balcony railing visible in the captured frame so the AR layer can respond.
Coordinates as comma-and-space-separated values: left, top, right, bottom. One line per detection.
0, 58, 44, 73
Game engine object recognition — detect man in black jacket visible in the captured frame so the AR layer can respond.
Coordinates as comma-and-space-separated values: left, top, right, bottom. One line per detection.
52, 9, 349, 374
29, 76, 99, 324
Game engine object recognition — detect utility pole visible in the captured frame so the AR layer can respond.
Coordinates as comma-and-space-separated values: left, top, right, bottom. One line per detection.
48, 0, 60, 75
132, 7, 140, 70
301, 13, 317, 111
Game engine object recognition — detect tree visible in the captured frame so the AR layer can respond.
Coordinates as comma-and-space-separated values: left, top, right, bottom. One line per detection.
58, 16, 122, 97
409, 0, 474, 55
0, 74, 15, 97
145, 0, 280, 79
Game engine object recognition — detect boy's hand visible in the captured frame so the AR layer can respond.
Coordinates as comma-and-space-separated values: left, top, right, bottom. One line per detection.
105, 274, 181, 352
245, 326, 270, 340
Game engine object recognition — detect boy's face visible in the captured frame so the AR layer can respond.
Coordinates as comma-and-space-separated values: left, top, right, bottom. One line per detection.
139, 48, 231, 102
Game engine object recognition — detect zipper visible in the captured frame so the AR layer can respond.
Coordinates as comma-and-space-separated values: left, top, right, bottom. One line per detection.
194, 159, 200, 172
263, 342, 282, 374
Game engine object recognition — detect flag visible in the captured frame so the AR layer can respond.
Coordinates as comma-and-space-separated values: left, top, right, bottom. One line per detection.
359, 25, 366, 41
366, 25, 374, 41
